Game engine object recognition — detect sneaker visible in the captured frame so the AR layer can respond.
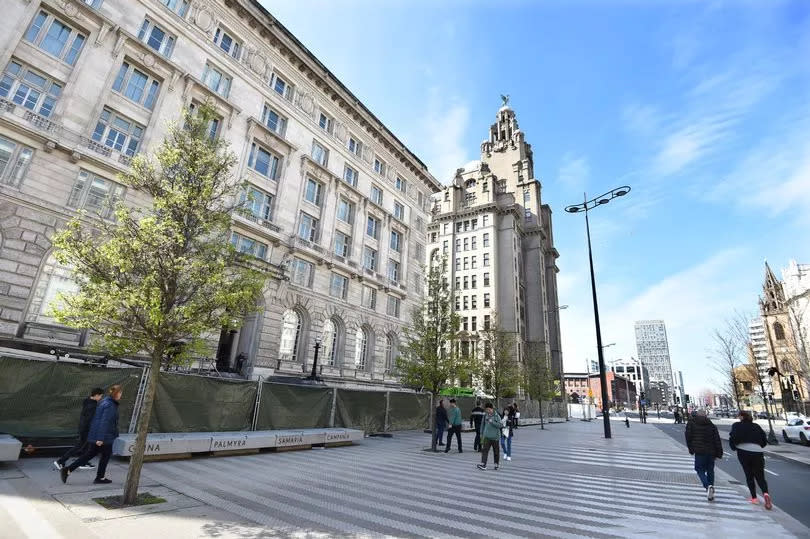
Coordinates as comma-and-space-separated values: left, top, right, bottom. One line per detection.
458, 450, 463, 453
79, 464, 95, 471
53, 460, 63, 470
60, 467, 69, 484
750, 497, 760, 505
93, 478, 112, 484
506, 456, 512, 461
707, 485, 715, 501
476, 464, 486, 470
764, 493, 772, 510
494, 463, 500, 470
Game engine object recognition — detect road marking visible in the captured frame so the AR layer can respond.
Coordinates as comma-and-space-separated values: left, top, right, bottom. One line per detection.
723, 451, 731, 456
765, 469, 779, 476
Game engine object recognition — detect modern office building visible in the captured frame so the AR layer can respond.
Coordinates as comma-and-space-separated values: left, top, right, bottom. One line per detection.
634, 320, 674, 405
610, 357, 649, 395
426, 101, 562, 389
0, 0, 441, 385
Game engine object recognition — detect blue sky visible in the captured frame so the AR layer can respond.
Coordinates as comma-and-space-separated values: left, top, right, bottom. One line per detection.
263, 0, 810, 396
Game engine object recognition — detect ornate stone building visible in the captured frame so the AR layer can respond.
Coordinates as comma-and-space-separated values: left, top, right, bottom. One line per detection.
427, 102, 562, 389
0, 0, 440, 385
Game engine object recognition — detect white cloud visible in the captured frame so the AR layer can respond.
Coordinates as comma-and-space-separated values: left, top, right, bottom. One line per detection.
414, 88, 472, 184
621, 104, 661, 137
556, 153, 590, 192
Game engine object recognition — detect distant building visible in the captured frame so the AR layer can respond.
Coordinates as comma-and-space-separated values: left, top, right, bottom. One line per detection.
634, 320, 674, 405
610, 357, 649, 395
646, 380, 670, 407
564, 372, 636, 408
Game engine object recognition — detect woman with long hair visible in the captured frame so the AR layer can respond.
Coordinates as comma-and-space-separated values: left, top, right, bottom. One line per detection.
729, 410, 771, 509
500, 404, 516, 461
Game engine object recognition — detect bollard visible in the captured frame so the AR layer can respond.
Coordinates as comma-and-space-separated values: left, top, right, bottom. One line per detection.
625, 416, 630, 428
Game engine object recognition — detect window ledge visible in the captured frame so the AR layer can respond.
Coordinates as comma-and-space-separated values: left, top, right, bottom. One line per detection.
300, 154, 338, 181
247, 117, 297, 152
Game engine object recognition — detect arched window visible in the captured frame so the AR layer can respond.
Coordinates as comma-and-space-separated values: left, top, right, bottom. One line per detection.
26, 254, 79, 325
354, 326, 369, 370
773, 322, 785, 341
322, 318, 342, 366
279, 309, 301, 361
385, 333, 398, 373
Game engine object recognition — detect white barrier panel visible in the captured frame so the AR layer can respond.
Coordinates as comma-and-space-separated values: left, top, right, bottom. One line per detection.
112, 428, 363, 457
0, 434, 21, 461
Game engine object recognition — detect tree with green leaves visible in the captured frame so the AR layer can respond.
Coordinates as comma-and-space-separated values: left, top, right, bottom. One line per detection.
397, 255, 471, 428
478, 313, 520, 402
524, 344, 556, 429
51, 103, 266, 505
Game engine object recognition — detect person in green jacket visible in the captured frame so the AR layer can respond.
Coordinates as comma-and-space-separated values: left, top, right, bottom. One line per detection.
477, 402, 503, 470
444, 398, 463, 453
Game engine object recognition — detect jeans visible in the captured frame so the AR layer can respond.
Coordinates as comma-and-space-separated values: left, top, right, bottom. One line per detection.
472, 428, 482, 451
445, 425, 462, 452
57, 439, 89, 465
693, 454, 716, 489
432, 423, 446, 448
481, 438, 500, 465
500, 434, 512, 457
737, 449, 768, 498
67, 442, 113, 480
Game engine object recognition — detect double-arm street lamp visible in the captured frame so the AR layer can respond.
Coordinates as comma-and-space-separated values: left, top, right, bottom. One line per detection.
566, 186, 631, 439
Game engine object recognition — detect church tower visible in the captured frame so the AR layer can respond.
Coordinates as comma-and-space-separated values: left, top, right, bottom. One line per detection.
426, 98, 563, 392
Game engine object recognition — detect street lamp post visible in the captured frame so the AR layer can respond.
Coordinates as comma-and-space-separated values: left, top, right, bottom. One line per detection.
308, 336, 322, 381
566, 186, 631, 439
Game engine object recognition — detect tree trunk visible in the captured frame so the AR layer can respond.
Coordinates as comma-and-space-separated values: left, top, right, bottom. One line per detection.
122, 350, 163, 505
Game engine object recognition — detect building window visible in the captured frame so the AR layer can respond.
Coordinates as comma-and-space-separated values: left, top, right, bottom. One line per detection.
455, 277, 461, 290
269, 71, 294, 101
455, 258, 460, 271
298, 212, 319, 242
137, 18, 175, 58
471, 256, 477, 270
334, 231, 351, 257
471, 237, 477, 250
0, 136, 33, 188
229, 231, 268, 260
311, 140, 328, 167
304, 178, 323, 206
471, 296, 477, 309
454, 296, 460, 311
471, 275, 477, 289
484, 272, 490, 287
471, 316, 477, 331
370, 185, 383, 206
239, 186, 273, 222
82, 0, 103, 8
330, 273, 349, 299
161, 0, 190, 17
463, 296, 469, 310
484, 293, 490, 308
393, 201, 405, 221
322, 318, 340, 366
463, 257, 469, 270
91, 108, 144, 157
388, 259, 400, 282
24, 11, 86, 66
390, 230, 402, 252
462, 317, 468, 331
373, 156, 386, 176
336, 198, 354, 225
483, 253, 490, 267
363, 246, 377, 271
290, 258, 314, 287
247, 142, 280, 179
354, 327, 370, 369
318, 110, 334, 134
385, 334, 397, 372
279, 309, 302, 361
442, 240, 449, 254
343, 165, 358, 186
774, 322, 785, 340
366, 216, 380, 239
361, 285, 376, 309
463, 276, 469, 289
484, 314, 491, 330
202, 63, 231, 97
213, 27, 241, 59
395, 176, 406, 193
414, 242, 425, 261
387, 296, 400, 317
483, 233, 490, 247
0, 60, 63, 118
188, 101, 221, 140
261, 104, 287, 136
456, 238, 462, 252
67, 170, 125, 219
111, 61, 160, 110
348, 135, 362, 156
482, 215, 489, 226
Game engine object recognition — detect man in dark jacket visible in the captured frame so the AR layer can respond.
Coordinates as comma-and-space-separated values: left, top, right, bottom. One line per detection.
470, 400, 485, 452
54, 387, 104, 471
432, 399, 448, 451
61, 385, 122, 485
685, 408, 723, 501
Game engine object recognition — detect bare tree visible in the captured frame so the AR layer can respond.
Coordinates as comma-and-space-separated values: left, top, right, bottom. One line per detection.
712, 321, 744, 411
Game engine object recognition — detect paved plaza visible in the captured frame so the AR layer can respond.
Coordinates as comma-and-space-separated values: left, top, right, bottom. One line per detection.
0, 420, 807, 538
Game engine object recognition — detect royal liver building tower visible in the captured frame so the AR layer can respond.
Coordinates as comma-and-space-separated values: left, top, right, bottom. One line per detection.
427, 100, 563, 385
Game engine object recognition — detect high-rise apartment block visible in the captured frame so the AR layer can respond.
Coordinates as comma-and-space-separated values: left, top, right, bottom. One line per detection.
634, 320, 674, 404
0, 0, 441, 384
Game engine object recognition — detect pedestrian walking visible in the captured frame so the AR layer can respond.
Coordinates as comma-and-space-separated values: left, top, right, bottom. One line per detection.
60, 385, 123, 485
53, 387, 104, 472
432, 398, 448, 451
470, 400, 485, 452
674, 409, 681, 424
444, 398, 463, 453
684, 408, 723, 502
500, 404, 516, 461
729, 410, 772, 509
477, 402, 503, 471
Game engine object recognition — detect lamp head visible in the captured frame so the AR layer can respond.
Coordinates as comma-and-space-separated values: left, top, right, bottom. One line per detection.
315, 336, 322, 345
565, 206, 582, 213
598, 199, 610, 205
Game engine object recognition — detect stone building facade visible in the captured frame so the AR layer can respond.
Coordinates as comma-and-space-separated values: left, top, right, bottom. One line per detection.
427, 103, 562, 389
0, 0, 440, 385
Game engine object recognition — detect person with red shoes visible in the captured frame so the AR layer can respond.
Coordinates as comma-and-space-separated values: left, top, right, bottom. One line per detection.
730, 410, 772, 509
